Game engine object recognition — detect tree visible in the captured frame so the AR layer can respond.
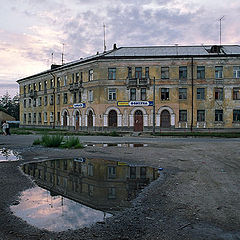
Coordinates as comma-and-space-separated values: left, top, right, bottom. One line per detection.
0, 92, 19, 120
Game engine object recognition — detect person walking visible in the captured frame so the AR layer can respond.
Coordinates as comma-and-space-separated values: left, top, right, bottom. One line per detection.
1, 121, 7, 136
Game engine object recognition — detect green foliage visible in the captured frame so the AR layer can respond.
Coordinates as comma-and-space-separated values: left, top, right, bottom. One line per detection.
41, 134, 63, 147
61, 136, 84, 149
11, 129, 32, 135
33, 138, 42, 145
152, 132, 240, 138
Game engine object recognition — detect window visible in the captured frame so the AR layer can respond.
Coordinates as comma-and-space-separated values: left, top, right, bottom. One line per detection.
161, 67, 169, 79
33, 98, 36, 107
108, 68, 116, 80
88, 163, 94, 176
63, 160, 67, 170
233, 88, 240, 100
28, 113, 31, 124
215, 66, 223, 79
33, 83, 36, 91
50, 95, 54, 105
38, 82, 42, 91
63, 93, 68, 104
44, 112, 47, 122
57, 77, 60, 89
108, 187, 116, 199
233, 109, 240, 122
215, 88, 223, 100
80, 72, 83, 83
145, 67, 149, 78
215, 110, 223, 122
130, 167, 136, 179
108, 89, 116, 101
38, 113, 42, 124
50, 112, 54, 122
57, 112, 60, 122
108, 166, 116, 179
73, 92, 77, 103
38, 97, 42, 106
197, 110, 205, 122
88, 69, 93, 81
197, 66, 205, 79
72, 73, 75, 83
88, 90, 93, 102
179, 66, 187, 80
135, 67, 142, 79
140, 167, 146, 179
78, 92, 82, 102
33, 113, 36, 123
179, 110, 187, 122
44, 96, 48, 106
57, 94, 60, 105
76, 73, 79, 82
130, 88, 136, 101
23, 114, 26, 123
179, 88, 187, 100
233, 66, 240, 78
28, 98, 31, 107
24, 99, 26, 108
197, 88, 205, 100
161, 88, 169, 100
50, 79, 54, 89
23, 86, 26, 97
28, 84, 31, 93
128, 67, 132, 78
44, 80, 47, 93
64, 75, 67, 86
141, 88, 146, 100
88, 185, 93, 197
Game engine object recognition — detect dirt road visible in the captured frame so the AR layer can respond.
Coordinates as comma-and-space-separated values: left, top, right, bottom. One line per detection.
0, 135, 239, 240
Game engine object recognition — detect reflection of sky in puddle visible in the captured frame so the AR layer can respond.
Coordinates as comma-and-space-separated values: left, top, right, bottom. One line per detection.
85, 143, 148, 147
11, 186, 111, 232
0, 148, 21, 162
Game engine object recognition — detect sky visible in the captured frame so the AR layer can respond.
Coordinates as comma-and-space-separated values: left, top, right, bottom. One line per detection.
0, 0, 239, 97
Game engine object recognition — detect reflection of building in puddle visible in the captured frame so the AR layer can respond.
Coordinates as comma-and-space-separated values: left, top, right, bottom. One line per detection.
0, 148, 20, 162
85, 143, 148, 148
22, 158, 159, 212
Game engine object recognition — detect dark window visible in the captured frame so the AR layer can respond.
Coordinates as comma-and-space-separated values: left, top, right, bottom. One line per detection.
197, 88, 205, 100
179, 66, 187, 80
145, 67, 149, 78
108, 166, 116, 179
50, 79, 54, 89
108, 68, 116, 80
215, 88, 223, 100
233, 110, 240, 122
108, 89, 116, 101
130, 88, 136, 101
44, 96, 47, 106
33, 98, 36, 107
28, 98, 31, 107
78, 91, 82, 102
141, 88, 146, 100
50, 95, 54, 105
38, 113, 42, 124
24, 114, 26, 123
80, 72, 83, 83
215, 110, 223, 122
215, 66, 223, 79
88, 163, 93, 176
233, 88, 240, 100
197, 66, 205, 79
28, 113, 31, 124
63, 93, 68, 104
63, 160, 67, 170
72, 73, 75, 83
73, 92, 77, 103
197, 110, 205, 122
140, 167, 146, 179
57, 112, 60, 122
108, 187, 116, 199
38, 97, 42, 106
57, 94, 60, 105
179, 110, 187, 122
130, 167, 136, 179
33, 83, 36, 91
88, 69, 93, 81
44, 80, 47, 93
161, 67, 169, 79
76, 73, 79, 82
179, 88, 187, 99
161, 88, 169, 100
128, 67, 132, 78
24, 100, 26, 108
38, 82, 42, 91
135, 67, 142, 79
33, 113, 36, 123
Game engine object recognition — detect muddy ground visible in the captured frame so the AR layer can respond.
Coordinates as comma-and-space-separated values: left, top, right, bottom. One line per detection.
0, 134, 239, 240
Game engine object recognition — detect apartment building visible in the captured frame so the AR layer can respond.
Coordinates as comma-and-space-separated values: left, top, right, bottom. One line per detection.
17, 44, 240, 131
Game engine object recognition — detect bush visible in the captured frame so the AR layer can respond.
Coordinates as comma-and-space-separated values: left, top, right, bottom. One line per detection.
33, 138, 42, 145
41, 134, 63, 147
61, 136, 84, 149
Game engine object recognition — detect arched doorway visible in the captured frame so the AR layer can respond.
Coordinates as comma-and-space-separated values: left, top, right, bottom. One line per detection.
75, 111, 80, 130
134, 110, 143, 131
88, 110, 93, 127
63, 111, 68, 127
108, 110, 117, 127
160, 110, 170, 128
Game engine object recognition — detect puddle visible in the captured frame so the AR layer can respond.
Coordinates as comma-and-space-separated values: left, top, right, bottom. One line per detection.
0, 148, 21, 162
11, 158, 159, 231
84, 143, 148, 147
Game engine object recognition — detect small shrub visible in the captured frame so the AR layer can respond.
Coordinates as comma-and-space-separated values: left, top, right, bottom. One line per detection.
41, 134, 63, 147
109, 131, 120, 137
61, 136, 83, 149
33, 138, 42, 145
11, 129, 32, 135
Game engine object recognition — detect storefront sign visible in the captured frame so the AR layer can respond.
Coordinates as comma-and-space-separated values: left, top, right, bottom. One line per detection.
68, 103, 86, 109
117, 101, 153, 107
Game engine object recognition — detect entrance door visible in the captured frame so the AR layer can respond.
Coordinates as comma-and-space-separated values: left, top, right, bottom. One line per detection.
63, 112, 68, 127
160, 110, 170, 128
75, 112, 80, 130
108, 110, 117, 127
88, 110, 93, 127
134, 110, 143, 131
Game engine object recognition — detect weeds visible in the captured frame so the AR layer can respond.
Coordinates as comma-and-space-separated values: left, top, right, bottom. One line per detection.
61, 137, 84, 149
33, 138, 42, 145
41, 135, 63, 147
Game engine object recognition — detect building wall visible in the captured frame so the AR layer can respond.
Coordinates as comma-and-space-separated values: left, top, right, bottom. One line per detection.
18, 56, 240, 131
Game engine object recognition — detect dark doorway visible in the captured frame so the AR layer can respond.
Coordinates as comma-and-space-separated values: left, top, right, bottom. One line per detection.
63, 112, 68, 127
108, 110, 117, 127
160, 110, 170, 128
88, 110, 93, 127
75, 111, 80, 130
134, 110, 143, 131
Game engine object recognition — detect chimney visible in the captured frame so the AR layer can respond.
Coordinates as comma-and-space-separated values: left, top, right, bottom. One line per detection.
113, 43, 117, 50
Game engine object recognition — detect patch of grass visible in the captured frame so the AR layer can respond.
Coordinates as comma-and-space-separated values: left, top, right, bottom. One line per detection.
11, 129, 32, 135
33, 138, 42, 145
41, 134, 64, 147
152, 132, 240, 138
61, 136, 84, 149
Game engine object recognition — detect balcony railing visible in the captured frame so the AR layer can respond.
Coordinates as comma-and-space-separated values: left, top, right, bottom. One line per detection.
68, 82, 83, 92
126, 77, 150, 88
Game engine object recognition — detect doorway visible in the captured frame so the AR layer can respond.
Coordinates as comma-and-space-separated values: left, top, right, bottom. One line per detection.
88, 110, 93, 127
160, 110, 170, 128
108, 110, 117, 127
134, 110, 143, 131
75, 111, 80, 130
63, 112, 68, 127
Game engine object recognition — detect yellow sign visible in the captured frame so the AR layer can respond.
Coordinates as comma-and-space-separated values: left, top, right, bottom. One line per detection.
117, 101, 129, 106
117, 162, 128, 166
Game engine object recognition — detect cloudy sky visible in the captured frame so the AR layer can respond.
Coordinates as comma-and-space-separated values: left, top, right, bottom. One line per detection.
0, 0, 239, 97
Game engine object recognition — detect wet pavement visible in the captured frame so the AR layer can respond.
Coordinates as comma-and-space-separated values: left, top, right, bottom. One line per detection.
0, 148, 21, 162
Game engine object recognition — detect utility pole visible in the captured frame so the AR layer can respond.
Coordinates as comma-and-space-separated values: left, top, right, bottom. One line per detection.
153, 77, 156, 135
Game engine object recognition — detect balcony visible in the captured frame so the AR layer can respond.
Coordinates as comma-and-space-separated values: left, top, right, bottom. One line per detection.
68, 82, 83, 92
126, 77, 150, 88
29, 90, 37, 98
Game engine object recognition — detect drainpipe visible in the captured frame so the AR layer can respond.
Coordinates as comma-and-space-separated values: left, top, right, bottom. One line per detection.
153, 77, 156, 135
191, 57, 194, 132
50, 72, 56, 129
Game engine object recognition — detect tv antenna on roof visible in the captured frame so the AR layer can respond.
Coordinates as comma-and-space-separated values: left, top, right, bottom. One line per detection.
103, 23, 106, 52
219, 16, 224, 46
